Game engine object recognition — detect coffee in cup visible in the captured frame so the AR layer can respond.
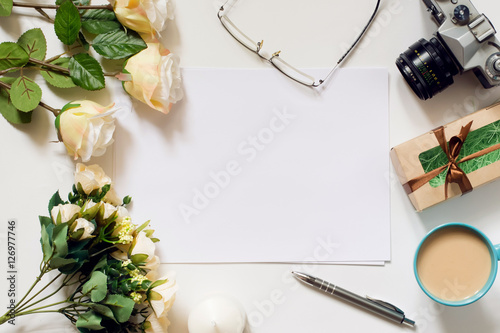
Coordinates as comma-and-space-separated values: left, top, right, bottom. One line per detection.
414, 223, 499, 306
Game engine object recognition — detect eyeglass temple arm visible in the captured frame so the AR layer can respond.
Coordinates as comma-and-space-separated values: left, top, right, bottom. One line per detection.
315, 0, 381, 87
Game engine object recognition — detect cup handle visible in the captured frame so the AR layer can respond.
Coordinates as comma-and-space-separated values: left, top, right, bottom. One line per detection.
494, 244, 500, 260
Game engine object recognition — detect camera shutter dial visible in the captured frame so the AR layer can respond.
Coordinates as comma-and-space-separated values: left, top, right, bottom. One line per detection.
453, 5, 470, 25
486, 53, 500, 81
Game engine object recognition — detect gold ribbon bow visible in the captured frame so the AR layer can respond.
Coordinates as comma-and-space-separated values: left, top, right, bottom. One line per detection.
403, 121, 500, 199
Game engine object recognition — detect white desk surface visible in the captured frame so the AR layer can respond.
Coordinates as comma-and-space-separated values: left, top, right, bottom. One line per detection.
2, 0, 500, 332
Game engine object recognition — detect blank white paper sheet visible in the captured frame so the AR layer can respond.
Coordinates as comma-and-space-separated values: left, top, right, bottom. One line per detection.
114, 68, 390, 263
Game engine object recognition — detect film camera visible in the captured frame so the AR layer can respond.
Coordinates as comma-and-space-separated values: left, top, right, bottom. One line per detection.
396, 0, 500, 100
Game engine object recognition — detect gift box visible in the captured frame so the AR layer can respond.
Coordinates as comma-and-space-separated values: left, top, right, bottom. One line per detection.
390, 102, 500, 211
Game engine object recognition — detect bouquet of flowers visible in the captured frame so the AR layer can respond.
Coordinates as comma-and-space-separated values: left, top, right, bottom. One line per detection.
0, 163, 177, 332
0, 0, 183, 162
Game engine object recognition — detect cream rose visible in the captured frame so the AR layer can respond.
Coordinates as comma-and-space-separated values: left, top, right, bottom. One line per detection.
121, 43, 183, 114
144, 313, 171, 333
71, 218, 96, 240
56, 100, 116, 162
149, 273, 177, 318
50, 204, 81, 225
74, 164, 121, 205
113, 0, 174, 35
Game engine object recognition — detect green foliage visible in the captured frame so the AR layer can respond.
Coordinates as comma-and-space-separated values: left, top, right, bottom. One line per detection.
76, 310, 104, 330
0, 77, 31, 124
82, 271, 108, 302
0, 42, 29, 71
40, 57, 77, 88
93, 30, 147, 59
0, 0, 12, 16
81, 9, 121, 35
69, 53, 105, 90
9, 76, 42, 112
103, 294, 135, 323
17, 28, 47, 61
48, 191, 65, 214
54, 0, 82, 45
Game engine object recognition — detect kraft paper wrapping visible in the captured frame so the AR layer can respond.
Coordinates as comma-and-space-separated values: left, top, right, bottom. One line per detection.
391, 102, 500, 211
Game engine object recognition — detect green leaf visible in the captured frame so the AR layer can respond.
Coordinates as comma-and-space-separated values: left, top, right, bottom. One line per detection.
81, 9, 121, 35
40, 57, 76, 88
0, 0, 12, 16
76, 310, 103, 330
49, 257, 76, 269
52, 223, 69, 258
39, 215, 53, 229
0, 42, 29, 71
10, 76, 42, 112
78, 32, 90, 51
17, 28, 47, 61
103, 294, 135, 323
92, 30, 146, 60
130, 253, 148, 266
89, 304, 117, 322
40, 224, 53, 262
57, 0, 90, 14
69, 53, 105, 90
0, 78, 31, 124
149, 278, 168, 290
48, 191, 64, 214
54, 0, 82, 45
82, 271, 108, 302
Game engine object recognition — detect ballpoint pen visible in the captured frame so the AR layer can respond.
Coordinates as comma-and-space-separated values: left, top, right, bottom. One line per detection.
292, 271, 415, 327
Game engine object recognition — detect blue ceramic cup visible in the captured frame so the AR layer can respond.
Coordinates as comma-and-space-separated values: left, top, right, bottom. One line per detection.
414, 223, 500, 306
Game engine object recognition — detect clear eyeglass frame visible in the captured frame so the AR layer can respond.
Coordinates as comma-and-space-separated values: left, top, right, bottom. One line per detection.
217, 0, 381, 87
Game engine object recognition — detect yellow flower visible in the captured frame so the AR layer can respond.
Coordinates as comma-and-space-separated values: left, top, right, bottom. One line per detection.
113, 0, 173, 35
121, 43, 183, 114
56, 100, 116, 162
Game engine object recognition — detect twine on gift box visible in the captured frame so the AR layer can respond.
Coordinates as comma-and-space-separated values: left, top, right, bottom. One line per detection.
403, 121, 500, 198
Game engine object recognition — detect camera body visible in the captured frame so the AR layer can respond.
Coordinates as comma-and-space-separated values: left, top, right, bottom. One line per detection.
397, 0, 500, 100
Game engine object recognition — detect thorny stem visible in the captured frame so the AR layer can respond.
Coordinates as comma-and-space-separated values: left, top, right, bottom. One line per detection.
13, 2, 113, 10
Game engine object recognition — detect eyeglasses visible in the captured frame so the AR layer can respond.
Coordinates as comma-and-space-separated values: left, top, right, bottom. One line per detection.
217, 0, 381, 87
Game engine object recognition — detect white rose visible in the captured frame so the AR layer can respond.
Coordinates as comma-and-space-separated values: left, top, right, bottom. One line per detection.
51, 204, 81, 224
74, 164, 121, 205
72, 218, 95, 240
102, 202, 118, 219
144, 313, 171, 333
113, 0, 174, 35
149, 273, 177, 318
57, 100, 116, 162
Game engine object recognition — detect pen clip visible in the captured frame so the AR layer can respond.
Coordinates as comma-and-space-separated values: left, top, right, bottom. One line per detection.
366, 296, 405, 315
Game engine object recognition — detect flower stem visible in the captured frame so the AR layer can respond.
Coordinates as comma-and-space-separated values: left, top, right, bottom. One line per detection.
12, 2, 113, 10
29, 57, 69, 74
15, 272, 63, 313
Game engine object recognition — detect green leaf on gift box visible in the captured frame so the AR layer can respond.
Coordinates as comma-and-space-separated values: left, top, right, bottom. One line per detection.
54, 0, 82, 45
0, 42, 29, 71
0, 0, 12, 16
0, 77, 32, 124
17, 28, 47, 61
103, 294, 135, 323
40, 57, 77, 88
76, 310, 104, 330
419, 119, 500, 187
82, 271, 108, 302
10, 76, 42, 112
52, 223, 69, 258
92, 30, 147, 59
69, 53, 105, 90
81, 9, 121, 35
48, 191, 64, 214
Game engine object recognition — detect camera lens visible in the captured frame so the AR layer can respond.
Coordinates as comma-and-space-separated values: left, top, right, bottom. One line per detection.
396, 37, 459, 100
